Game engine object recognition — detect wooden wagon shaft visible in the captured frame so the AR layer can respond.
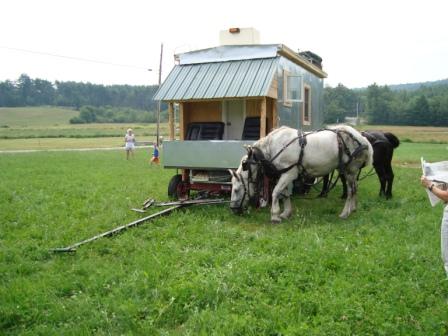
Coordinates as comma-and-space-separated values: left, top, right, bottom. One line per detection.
134, 198, 229, 212
155, 198, 229, 207
51, 205, 183, 253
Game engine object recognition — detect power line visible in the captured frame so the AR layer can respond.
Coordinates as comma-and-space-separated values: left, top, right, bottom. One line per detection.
0, 46, 152, 71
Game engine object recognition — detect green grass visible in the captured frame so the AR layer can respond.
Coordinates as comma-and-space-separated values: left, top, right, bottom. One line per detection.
357, 125, 448, 144
0, 107, 78, 127
1, 146, 448, 335
0, 123, 170, 140
0, 136, 158, 151
393, 142, 448, 165
0, 107, 172, 146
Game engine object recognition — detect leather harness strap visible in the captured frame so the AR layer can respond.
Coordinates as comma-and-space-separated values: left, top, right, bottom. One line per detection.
250, 128, 368, 180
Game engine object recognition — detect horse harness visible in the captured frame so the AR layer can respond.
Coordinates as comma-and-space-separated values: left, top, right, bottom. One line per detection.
243, 128, 369, 180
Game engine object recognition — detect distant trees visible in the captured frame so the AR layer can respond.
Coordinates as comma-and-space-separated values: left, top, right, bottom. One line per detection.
324, 81, 448, 126
2, 74, 448, 126
323, 84, 358, 123
69, 105, 165, 124
0, 74, 164, 124
0, 74, 160, 112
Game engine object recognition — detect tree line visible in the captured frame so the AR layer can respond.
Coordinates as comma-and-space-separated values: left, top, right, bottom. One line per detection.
1, 74, 447, 126
324, 82, 448, 126
0, 74, 160, 111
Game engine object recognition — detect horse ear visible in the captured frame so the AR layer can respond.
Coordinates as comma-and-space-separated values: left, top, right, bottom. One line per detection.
244, 144, 252, 155
228, 169, 239, 181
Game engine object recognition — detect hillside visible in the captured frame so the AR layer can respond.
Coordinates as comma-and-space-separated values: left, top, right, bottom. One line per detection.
0, 106, 78, 127
388, 78, 448, 91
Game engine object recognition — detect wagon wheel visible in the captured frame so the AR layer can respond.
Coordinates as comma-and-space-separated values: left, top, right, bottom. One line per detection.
168, 174, 189, 200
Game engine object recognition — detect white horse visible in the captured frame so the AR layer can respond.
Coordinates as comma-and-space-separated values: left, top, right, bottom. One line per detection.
229, 125, 373, 221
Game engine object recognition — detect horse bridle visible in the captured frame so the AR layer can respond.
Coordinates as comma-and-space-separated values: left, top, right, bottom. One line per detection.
231, 157, 262, 212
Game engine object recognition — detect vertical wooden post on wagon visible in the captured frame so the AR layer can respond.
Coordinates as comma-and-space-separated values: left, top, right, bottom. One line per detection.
260, 97, 267, 138
168, 102, 174, 140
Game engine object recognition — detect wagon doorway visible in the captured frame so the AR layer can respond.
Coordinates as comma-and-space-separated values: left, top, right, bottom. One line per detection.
223, 100, 245, 140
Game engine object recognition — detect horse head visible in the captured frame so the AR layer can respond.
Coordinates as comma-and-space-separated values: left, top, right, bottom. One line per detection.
229, 147, 262, 214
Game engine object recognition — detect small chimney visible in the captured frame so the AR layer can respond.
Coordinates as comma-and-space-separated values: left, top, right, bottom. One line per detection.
219, 27, 260, 46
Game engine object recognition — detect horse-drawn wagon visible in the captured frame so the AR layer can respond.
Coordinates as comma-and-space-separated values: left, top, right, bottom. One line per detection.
154, 32, 327, 199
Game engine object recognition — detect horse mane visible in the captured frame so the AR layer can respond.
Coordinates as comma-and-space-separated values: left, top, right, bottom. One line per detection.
252, 126, 290, 158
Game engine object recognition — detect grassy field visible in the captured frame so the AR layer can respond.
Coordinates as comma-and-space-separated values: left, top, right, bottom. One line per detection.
0, 107, 79, 127
0, 123, 170, 140
358, 125, 448, 144
0, 107, 446, 151
0, 137, 157, 151
1, 143, 448, 335
0, 107, 171, 150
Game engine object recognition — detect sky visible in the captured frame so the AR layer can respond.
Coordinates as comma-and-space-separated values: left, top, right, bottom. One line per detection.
1, 0, 447, 88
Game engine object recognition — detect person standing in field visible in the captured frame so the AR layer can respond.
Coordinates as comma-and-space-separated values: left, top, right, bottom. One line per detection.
420, 175, 448, 278
150, 142, 160, 165
124, 128, 136, 160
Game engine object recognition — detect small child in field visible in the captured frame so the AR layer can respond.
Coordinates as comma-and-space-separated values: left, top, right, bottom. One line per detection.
124, 128, 136, 160
150, 142, 160, 165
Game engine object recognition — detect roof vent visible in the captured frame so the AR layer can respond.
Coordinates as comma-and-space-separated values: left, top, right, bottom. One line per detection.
219, 27, 260, 46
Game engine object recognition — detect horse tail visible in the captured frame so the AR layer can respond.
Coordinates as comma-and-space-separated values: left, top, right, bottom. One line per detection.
383, 132, 400, 148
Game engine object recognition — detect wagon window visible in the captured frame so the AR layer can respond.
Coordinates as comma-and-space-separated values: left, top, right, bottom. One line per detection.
287, 76, 302, 101
303, 84, 311, 125
283, 70, 302, 106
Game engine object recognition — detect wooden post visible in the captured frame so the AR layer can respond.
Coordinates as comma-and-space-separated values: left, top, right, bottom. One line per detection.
179, 103, 184, 140
272, 98, 278, 129
260, 97, 267, 138
168, 102, 174, 140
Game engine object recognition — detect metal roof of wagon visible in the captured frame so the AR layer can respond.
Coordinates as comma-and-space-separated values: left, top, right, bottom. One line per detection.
153, 44, 326, 102
154, 57, 279, 101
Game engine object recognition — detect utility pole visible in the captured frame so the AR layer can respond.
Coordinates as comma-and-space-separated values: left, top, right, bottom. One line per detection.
156, 43, 163, 146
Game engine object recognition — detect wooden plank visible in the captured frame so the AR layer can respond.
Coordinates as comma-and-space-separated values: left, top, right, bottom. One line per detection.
246, 99, 260, 117
179, 102, 185, 140
278, 45, 328, 79
267, 76, 278, 99
260, 97, 267, 137
168, 103, 175, 140
183, 101, 222, 123
272, 97, 278, 129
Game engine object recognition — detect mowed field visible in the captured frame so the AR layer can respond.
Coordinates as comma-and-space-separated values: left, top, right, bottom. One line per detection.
1, 107, 448, 151
1, 140, 448, 334
0, 107, 170, 150
1, 107, 448, 334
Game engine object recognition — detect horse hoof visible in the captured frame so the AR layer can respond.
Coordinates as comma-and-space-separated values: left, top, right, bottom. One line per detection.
271, 217, 282, 224
339, 213, 349, 219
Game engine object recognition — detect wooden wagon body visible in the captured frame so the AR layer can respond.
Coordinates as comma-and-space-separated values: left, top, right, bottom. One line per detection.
153, 43, 327, 198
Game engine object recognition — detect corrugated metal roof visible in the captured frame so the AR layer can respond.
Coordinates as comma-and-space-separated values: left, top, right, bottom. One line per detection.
153, 57, 278, 101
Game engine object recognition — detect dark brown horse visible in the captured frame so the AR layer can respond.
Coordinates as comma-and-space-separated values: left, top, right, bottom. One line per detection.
320, 130, 400, 199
